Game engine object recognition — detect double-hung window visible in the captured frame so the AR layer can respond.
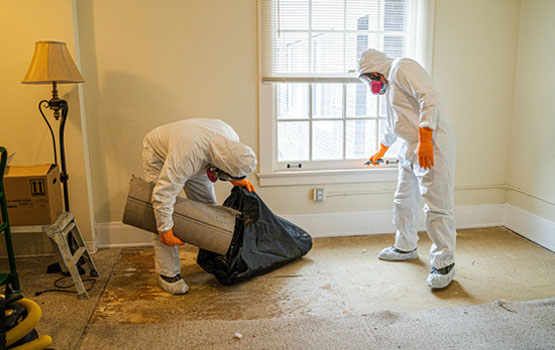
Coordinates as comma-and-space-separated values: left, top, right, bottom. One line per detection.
258, 0, 434, 184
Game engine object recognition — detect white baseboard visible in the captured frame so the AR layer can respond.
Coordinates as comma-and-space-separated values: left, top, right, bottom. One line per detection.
86, 241, 97, 253
282, 209, 396, 237
95, 222, 154, 249
504, 204, 555, 252
95, 204, 507, 247
283, 204, 506, 237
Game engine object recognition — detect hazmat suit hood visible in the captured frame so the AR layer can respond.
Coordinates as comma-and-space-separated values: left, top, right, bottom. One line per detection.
208, 135, 257, 178
357, 49, 394, 77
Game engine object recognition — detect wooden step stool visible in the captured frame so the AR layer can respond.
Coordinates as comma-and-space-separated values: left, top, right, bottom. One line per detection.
12, 211, 99, 299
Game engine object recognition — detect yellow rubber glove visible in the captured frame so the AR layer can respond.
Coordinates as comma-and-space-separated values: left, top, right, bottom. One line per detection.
418, 127, 434, 169
158, 228, 184, 247
368, 143, 389, 165
230, 179, 256, 192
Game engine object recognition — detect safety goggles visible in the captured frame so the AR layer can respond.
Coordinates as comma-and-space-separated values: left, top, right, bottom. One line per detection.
359, 72, 382, 84
206, 166, 246, 183
359, 72, 387, 94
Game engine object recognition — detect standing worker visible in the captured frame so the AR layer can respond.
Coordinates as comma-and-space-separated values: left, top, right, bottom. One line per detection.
358, 49, 456, 289
142, 118, 257, 294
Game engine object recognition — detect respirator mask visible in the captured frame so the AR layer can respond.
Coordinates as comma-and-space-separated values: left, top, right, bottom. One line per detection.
206, 166, 246, 183
359, 72, 387, 95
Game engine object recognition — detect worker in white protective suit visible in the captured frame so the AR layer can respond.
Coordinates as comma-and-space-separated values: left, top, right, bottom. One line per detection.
358, 49, 457, 289
142, 118, 257, 294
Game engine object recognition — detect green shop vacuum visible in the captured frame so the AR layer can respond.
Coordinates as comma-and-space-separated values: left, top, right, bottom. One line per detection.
0, 146, 52, 349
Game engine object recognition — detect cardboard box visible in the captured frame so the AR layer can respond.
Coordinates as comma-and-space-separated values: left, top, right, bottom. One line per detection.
3, 164, 63, 226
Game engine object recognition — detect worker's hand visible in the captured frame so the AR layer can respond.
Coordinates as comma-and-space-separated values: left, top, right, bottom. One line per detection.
158, 228, 184, 247
417, 127, 434, 169
230, 179, 256, 192
367, 143, 389, 165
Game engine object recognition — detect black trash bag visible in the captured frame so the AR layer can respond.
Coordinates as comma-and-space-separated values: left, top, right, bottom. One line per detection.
197, 187, 312, 285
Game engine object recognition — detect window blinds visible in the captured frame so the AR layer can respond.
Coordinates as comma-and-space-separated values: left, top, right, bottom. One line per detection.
258, 0, 434, 83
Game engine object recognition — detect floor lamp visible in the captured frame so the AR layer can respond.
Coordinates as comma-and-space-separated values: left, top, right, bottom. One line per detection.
21, 41, 85, 212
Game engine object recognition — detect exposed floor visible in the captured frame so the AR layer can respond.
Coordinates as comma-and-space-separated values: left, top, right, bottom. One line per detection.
1, 226, 554, 349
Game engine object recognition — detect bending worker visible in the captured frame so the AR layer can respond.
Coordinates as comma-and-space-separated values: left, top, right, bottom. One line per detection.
358, 49, 457, 289
142, 118, 257, 294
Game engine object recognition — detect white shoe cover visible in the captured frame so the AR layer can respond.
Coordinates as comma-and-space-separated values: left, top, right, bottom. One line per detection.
426, 265, 455, 289
378, 246, 418, 261
158, 276, 189, 295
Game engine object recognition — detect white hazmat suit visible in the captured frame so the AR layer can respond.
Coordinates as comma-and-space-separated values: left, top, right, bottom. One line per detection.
358, 49, 457, 288
142, 118, 257, 293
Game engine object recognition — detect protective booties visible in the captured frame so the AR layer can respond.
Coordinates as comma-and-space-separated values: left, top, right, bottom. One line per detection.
158, 274, 189, 295
426, 263, 455, 289
378, 246, 418, 261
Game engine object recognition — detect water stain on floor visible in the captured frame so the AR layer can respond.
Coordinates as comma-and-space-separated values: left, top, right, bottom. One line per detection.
92, 227, 555, 325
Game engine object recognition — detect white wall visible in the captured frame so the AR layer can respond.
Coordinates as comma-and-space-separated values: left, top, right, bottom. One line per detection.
507, 0, 555, 222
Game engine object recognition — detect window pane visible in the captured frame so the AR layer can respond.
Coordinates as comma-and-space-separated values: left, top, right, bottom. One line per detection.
346, 83, 378, 118
312, 32, 344, 73
274, 32, 309, 74
346, 120, 377, 159
345, 33, 378, 72
312, 0, 344, 30
383, 0, 406, 32
278, 121, 309, 161
383, 35, 405, 58
313, 121, 344, 160
278, 0, 309, 30
313, 84, 343, 119
379, 95, 388, 118
346, 1, 380, 31
277, 83, 310, 120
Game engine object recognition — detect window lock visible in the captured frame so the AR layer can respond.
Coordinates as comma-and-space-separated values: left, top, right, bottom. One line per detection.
287, 163, 302, 169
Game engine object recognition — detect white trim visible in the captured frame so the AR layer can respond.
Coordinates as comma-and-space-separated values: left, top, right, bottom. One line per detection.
504, 204, 555, 252
506, 185, 555, 206
426, 0, 436, 74
258, 81, 274, 176
283, 204, 506, 237
95, 204, 506, 247
86, 240, 97, 253
258, 167, 398, 186
73, 0, 98, 252
95, 222, 154, 249
262, 76, 361, 83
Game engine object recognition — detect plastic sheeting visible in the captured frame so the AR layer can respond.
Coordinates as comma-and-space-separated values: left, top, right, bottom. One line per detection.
197, 187, 312, 285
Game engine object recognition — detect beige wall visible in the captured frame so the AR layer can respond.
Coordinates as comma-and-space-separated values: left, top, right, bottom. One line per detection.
507, 0, 555, 222
6, 0, 550, 237
0, 1, 95, 241
261, 0, 521, 214
75, 0, 522, 222
76, 0, 258, 222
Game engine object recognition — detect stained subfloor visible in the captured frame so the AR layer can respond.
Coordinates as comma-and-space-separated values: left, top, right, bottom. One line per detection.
92, 226, 555, 325
2, 226, 554, 349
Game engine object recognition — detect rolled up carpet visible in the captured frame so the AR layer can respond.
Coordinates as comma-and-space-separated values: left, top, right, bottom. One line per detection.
122, 176, 238, 255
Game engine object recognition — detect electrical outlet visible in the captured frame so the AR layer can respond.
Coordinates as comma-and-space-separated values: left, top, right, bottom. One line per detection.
313, 188, 325, 202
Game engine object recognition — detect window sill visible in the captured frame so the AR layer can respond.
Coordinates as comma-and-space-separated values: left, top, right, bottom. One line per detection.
257, 167, 399, 187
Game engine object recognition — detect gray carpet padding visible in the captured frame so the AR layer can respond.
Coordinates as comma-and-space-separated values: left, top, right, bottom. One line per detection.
78, 298, 555, 349
122, 176, 237, 255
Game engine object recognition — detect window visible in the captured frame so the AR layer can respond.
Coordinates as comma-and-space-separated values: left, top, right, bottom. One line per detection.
258, 0, 434, 178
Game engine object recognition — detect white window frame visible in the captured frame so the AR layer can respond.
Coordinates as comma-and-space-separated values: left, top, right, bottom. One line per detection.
257, 0, 436, 187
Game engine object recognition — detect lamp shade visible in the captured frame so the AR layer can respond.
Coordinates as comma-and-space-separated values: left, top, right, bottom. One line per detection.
21, 41, 85, 84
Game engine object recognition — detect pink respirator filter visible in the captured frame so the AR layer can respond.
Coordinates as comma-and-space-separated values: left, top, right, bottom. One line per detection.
371, 81, 383, 94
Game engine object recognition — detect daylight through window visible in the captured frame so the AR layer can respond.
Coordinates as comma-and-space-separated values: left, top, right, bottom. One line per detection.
259, 0, 433, 170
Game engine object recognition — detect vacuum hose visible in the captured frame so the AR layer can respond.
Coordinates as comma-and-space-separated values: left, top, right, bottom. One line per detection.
5, 298, 52, 349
